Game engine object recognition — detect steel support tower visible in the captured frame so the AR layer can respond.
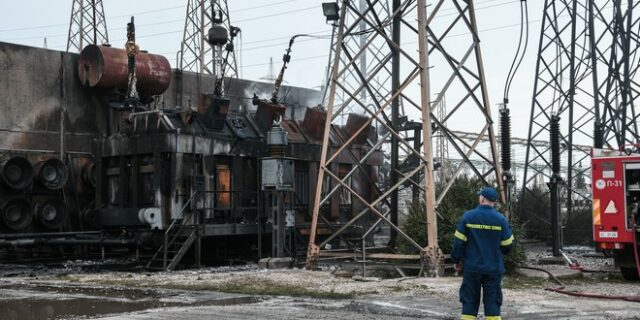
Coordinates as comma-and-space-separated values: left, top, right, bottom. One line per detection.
66, 0, 109, 52
179, 0, 239, 77
522, 0, 640, 224
306, 0, 503, 276
591, 0, 640, 149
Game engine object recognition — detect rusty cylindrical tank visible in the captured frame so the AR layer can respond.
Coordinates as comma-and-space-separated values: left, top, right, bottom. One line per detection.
78, 44, 172, 96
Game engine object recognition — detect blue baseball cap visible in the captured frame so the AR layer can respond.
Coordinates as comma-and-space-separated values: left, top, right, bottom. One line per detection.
477, 187, 498, 202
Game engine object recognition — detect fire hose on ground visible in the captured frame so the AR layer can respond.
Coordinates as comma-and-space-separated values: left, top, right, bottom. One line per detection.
519, 266, 640, 302
519, 211, 640, 302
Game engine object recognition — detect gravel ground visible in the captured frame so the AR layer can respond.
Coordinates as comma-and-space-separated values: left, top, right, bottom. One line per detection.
1, 244, 639, 319
1, 264, 637, 319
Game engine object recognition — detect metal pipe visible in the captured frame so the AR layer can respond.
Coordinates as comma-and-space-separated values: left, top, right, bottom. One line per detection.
59, 52, 65, 159
412, 127, 421, 204
0, 238, 135, 247
549, 114, 562, 257
565, 0, 579, 218
389, 0, 401, 248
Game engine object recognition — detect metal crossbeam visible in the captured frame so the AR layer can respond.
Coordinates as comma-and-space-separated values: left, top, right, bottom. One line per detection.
306, 0, 502, 277
66, 0, 109, 52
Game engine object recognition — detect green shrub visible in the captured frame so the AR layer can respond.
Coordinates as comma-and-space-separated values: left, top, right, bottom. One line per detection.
399, 176, 524, 274
564, 206, 593, 245
516, 185, 551, 241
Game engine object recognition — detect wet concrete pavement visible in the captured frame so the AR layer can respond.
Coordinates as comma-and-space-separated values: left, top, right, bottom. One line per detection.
0, 281, 255, 320
1, 268, 640, 320
87, 294, 640, 320
2, 282, 639, 320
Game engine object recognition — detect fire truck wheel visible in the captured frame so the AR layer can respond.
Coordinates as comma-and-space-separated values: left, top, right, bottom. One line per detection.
620, 267, 640, 281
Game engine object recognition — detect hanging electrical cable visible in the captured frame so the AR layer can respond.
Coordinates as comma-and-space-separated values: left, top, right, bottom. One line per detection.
503, 0, 529, 104
268, 33, 332, 104
500, 0, 528, 218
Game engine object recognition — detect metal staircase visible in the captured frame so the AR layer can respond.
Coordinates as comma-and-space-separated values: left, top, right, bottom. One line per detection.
146, 192, 201, 271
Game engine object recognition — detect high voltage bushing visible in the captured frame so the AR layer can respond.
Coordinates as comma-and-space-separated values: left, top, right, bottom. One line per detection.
499, 107, 512, 172
550, 115, 561, 175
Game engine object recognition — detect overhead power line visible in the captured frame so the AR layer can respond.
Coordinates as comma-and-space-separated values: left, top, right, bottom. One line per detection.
0, 0, 299, 33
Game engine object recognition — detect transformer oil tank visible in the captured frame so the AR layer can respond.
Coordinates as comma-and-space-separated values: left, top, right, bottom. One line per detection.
78, 44, 172, 96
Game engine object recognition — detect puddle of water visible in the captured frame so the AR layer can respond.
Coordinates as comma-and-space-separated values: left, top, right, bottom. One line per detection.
2, 283, 162, 300
0, 297, 165, 320
0, 283, 259, 320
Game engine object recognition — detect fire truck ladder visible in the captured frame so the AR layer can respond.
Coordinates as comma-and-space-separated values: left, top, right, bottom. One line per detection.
146, 192, 201, 271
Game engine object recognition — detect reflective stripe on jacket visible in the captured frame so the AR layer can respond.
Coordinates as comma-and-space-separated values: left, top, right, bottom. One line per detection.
451, 205, 513, 274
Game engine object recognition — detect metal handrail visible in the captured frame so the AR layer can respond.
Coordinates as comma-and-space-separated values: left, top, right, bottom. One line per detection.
161, 190, 200, 269
128, 109, 175, 132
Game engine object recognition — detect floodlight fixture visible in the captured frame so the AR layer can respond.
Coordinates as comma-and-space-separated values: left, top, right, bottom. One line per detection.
322, 2, 340, 22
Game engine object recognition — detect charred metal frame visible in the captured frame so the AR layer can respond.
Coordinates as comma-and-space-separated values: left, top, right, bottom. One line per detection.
66, 0, 109, 52
306, 0, 503, 276
522, 0, 640, 228
180, 0, 240, 78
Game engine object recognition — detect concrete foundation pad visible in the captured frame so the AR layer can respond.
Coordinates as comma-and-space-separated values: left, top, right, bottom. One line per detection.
537, 256, 567, 265
258, 258, 294, 269
333, 270, 353, 278
351, 276, 382, 282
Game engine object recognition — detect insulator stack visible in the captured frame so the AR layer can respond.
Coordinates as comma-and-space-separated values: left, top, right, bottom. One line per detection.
550, 115, 561, 174
594, 122, 604, 148
499, 107, 512, 172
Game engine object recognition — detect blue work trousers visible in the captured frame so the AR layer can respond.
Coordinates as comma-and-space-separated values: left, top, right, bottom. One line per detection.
459, 270, 503, 319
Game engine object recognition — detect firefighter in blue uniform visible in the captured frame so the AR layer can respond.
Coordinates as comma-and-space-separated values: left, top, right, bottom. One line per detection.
451, 187, 513, 320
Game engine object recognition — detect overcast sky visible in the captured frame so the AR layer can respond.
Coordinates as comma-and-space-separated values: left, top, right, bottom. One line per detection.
0, 0, 545, 141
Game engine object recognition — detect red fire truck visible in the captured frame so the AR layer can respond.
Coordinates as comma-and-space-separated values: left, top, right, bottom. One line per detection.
591, 148, 640, 280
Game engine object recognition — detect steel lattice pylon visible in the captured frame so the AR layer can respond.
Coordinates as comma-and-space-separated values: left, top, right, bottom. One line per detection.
521, 0, 640, 221
591, 0, 640, 149
66, 0, 109, 52
179, 0, 239, 78
305, 0, 503, 276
